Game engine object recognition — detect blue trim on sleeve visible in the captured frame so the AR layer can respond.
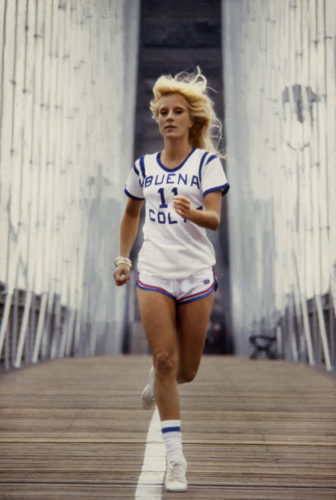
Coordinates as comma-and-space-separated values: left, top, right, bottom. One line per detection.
205, 154, 217, 165
203, 183, 230, 197
222, 183, 230, 195
198, 151, 209, 183
139, 156, 146, 178
124, 188, 145, 200
133, 163, 140, 176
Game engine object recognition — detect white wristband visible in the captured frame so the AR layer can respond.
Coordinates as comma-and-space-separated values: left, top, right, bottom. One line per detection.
114, 256, 132, 268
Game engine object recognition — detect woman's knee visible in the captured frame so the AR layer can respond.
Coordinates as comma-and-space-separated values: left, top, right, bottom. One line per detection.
154, 351, 178, 377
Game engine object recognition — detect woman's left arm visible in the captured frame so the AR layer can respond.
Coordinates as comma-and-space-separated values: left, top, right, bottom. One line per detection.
172, 191, 222, 230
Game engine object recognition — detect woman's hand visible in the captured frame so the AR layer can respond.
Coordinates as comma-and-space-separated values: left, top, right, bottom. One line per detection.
172, 195, 193, 219
113, 264, 131, 286
172, 191, 222, 230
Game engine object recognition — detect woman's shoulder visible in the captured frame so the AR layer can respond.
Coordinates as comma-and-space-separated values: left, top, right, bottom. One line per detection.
133, 152, 159, 170
193, 148, 221, 164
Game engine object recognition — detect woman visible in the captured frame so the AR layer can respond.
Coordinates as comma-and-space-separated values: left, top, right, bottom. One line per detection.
113, 68, 229, 492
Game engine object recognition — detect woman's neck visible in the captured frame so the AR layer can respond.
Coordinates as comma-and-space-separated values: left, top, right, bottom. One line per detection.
161, 139, 193, 167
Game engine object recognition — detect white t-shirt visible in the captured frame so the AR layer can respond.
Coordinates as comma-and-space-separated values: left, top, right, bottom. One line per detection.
125, 148, 230, 279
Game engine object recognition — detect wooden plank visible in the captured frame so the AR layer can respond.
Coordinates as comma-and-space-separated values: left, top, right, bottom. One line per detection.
0, 355, 335, 498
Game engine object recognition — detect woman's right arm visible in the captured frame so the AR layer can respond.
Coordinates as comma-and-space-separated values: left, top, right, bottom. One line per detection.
113, 198, 144, 286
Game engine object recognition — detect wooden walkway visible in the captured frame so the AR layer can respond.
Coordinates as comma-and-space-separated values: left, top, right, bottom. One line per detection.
0, 355, 335, 499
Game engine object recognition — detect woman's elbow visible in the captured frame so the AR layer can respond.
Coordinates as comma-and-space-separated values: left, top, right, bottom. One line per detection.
210, 214, 221, 231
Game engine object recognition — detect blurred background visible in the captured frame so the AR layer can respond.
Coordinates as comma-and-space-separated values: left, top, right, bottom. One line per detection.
0, 0, 335, 371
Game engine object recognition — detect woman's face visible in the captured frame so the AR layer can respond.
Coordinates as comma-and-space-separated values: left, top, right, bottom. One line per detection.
157, 93, 193, 141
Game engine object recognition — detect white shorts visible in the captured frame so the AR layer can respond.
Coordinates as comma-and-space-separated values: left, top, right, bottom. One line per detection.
136, 268, 217, 305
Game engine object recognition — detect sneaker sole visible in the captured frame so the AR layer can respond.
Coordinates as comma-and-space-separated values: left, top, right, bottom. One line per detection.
165, 484, 188, 492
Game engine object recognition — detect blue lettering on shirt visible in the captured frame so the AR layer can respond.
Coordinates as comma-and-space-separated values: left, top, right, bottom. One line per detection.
148, 208, 180, 225
145, 176, 153, 187
143, 174, 200, 190
168, 213, 178, 224
166, 173, 175, 184
158, 212, 165, 224
149, 208, 155, 221
191, 175, 200, 189
155, 175, 164, 185
178, 173, 188, 185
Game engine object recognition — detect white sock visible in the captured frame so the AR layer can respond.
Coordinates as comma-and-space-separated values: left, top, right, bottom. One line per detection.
161, 420, 185, 463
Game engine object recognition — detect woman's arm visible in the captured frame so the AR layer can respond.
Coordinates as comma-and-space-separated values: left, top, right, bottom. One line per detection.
172, 191, 222, 230
113, 198, 144, 286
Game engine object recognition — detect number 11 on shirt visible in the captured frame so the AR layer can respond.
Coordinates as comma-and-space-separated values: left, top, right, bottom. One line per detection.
158, 187, 178, 209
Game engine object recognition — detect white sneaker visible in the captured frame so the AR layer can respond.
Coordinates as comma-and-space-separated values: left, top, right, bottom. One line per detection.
141, 366, 155, 409
165, 458, 188, 492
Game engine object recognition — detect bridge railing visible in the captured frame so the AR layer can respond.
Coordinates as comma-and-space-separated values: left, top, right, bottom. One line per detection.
0, 0, 139, 369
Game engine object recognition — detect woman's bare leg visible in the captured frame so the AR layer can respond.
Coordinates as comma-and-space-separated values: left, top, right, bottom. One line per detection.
137, 288, 180, 421
176, 293, 214, 384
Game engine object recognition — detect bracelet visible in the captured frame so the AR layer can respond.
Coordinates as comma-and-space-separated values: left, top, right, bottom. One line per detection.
114, 256, 132, 268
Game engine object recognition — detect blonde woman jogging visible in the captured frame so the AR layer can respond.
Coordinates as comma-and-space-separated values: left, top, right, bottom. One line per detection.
113, 68, 229, 492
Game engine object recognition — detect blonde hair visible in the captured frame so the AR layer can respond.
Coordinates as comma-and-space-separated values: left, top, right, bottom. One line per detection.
150, 67, 224, 158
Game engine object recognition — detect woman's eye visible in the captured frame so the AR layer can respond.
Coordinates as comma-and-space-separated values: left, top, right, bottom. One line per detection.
160, 109, 168, 115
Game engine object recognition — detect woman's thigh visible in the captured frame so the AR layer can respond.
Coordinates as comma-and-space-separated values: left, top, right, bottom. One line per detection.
176, 292, 214, 381
136, 288, 178, 357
